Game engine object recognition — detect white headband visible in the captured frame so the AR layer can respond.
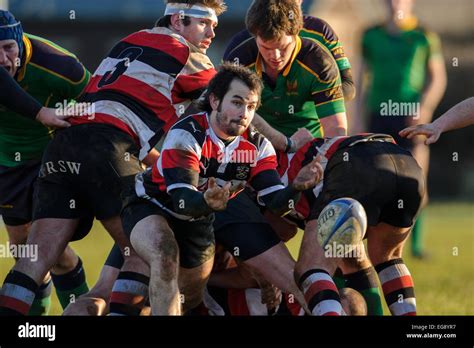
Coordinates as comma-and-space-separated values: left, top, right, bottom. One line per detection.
164, 3, 218, 23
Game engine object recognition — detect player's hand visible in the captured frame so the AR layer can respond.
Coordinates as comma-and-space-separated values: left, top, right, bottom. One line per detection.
204, 177, 231, 211
292, 155, 324, 191
260, 282, 282, 312
399, 123, 441, 145
36, 107, 71, 128
290, 128, 314, 152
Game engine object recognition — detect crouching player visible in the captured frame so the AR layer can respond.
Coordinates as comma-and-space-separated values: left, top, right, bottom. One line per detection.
284, 134, 424, 315
120, 63, 322, 315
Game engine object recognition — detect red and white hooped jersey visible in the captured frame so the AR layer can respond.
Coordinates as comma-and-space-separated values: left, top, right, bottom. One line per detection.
71, 26, 215, 159
135, 112, 285, 220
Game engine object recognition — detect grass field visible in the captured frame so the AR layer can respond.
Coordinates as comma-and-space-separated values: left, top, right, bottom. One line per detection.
1, 202, 473, 315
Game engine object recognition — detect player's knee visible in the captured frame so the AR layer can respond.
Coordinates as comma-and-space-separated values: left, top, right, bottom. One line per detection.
63, 297, 107, 316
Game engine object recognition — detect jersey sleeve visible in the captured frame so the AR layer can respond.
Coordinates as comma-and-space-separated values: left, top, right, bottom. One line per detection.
248, 135, 285, 201
302, 16, 351, 71
306, 47, 346, 119
159, 121, 203, 192
0, 66, 42, 119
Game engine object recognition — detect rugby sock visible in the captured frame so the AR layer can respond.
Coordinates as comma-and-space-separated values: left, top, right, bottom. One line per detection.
344, 267, 384, 315
28, 277, 52, 316
298, 269, 342, 316
51, 257, 89, 309
375, 259, 416, 315
0, 270, 38, 315
109, 272, 149, 316
333, 268, 346, 289
411, 213, 424, 256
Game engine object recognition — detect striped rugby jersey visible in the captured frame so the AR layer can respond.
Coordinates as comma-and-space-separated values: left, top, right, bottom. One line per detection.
278, 134, 396, 221
70, 26, 215, 159
135, 112, 285, 220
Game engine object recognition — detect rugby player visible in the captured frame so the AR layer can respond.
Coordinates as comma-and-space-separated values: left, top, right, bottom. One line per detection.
0, 10, 92, 315
357, 0, 447, 258
224, 0, 348, 153
120, 63, 322, 315
276, 134, 424, 316
0, 0, 225, 316
400, 96, 474, 144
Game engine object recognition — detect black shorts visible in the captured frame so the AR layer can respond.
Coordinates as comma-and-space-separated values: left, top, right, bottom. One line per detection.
121, 188, 215, 269
32, 123, 142, 240
0, 160, 41, 225
307, 141, 424, 228
213, 189, 281, 261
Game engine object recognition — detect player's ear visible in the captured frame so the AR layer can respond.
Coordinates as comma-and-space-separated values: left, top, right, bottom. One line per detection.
209, 93, 220, 111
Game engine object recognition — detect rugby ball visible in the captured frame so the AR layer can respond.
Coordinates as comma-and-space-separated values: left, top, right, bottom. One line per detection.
317, 198, 367, 253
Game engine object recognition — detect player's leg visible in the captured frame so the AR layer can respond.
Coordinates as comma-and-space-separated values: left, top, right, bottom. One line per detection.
337, 243, 384, 315
367, 223, 415, 315
0, 217, 79, 315
128, 211, 180, 315
294, 218, 343, 316
367, 142, 424, 316
179, 258, 214, 314
108, 246, 150, 316
3, 220, 53, 316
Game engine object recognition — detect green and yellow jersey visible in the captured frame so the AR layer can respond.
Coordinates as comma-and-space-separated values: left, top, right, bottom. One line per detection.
225, 36, 345, 138
0, 33, 90, 167
362, 18, 443, 112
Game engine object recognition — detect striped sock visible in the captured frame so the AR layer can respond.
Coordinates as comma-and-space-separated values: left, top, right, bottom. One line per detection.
298, 269, 342, 316
51, 257, 89, 309
345, 267, 384, 316
28, 277, 53, 316
109, 272, 149, 316
375, 259, 416, 316
0, 271, 38, 315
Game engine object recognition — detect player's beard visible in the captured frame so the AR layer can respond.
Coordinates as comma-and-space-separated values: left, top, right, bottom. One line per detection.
215, 104, 247, 137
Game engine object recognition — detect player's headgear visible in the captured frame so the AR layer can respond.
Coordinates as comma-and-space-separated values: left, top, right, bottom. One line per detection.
0, 10, 24, 60
164, 2, 218, 23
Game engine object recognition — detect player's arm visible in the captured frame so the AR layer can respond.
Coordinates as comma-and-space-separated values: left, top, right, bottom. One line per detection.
418, 32, 447, 124
252, 114, 313, 152
316, 18, 356, 101
400, 97, 474, 144
249, 138, 323, 216
0, 66, 72, 127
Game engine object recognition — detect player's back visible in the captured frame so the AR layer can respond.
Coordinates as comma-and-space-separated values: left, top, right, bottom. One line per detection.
71, 27, 216, 158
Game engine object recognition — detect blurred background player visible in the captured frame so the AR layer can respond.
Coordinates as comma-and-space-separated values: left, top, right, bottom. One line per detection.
357, 0, 447, 258
0, 0, 223, 316
0, 10, 91, 315
400, 96, 474, 144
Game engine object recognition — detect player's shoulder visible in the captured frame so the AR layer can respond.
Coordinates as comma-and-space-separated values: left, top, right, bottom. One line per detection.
171, 112, 208, 145
411, 23, 440, 44
297, 37, 339, 82
223, 31, 258, 68
25, 33, 86, 84
301, 15, 338, 43
123, 27, 191, 63
242, 124, 272, 151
